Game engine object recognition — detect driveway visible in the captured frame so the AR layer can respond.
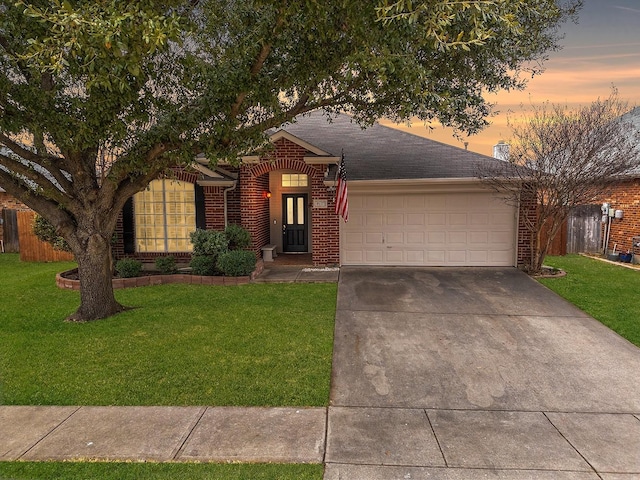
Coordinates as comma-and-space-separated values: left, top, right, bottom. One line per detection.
325, 267, 640, 479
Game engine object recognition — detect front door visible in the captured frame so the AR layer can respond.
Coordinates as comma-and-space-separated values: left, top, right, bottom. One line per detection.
282, 194, 308, 252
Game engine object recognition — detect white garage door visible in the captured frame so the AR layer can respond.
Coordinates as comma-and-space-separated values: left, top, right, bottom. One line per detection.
341, 191, 517, 266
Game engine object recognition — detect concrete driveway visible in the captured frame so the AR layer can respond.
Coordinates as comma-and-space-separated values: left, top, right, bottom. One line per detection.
325, 267, 640, 479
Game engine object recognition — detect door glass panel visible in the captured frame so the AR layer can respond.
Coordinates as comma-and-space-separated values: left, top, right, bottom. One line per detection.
287, 197, 294, 225
297, 197, 305, 225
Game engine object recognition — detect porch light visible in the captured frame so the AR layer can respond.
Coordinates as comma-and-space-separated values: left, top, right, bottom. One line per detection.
263, 190, 272, 199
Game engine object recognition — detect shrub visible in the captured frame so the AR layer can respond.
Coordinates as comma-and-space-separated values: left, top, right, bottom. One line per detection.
189, 229, 228, 258
115, 258, 142, 278
190, 255, 217, 276
33, 215, 71, 252
155, 256, 177, 274
225, 224, 251, 250
217, 250, 257, 277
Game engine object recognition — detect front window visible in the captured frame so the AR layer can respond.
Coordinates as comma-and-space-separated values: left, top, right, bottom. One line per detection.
282, 173, 308, 187
134, 179, 195, 252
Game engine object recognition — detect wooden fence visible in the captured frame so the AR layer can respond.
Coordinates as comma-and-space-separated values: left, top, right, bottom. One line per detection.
566, 205, 602, 254
16, 210, 74, 262
2, 209, 20, 253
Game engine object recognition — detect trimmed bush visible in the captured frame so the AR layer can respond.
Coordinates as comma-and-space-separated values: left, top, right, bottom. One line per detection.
225, 224, 251, 250
155, 256, 177, 274
115, 258, 142, 278
33, 215, 71, 252
189, 229, 228, 258
190, 255, 217, 276
217, 250, 257, 277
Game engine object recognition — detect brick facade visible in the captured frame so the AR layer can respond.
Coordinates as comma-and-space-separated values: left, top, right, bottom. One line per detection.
242, 138, 340, 266
600, 178, 640, 253
517, 185, 536, 268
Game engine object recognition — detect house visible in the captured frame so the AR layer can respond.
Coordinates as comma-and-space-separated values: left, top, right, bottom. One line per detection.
114, 110, 534, 268
598, 107, 640, 256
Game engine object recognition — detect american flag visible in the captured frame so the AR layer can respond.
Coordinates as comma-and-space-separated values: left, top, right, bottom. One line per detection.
334, 152, 348, 222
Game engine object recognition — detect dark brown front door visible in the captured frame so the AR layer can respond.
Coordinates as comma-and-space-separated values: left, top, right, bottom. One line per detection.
282, 194, 308, 252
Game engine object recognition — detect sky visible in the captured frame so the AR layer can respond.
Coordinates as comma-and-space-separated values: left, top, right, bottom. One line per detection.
380, 0, 640, 157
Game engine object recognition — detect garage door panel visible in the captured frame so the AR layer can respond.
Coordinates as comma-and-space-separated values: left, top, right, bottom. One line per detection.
365, 250, 384, 263
406, 196, 426, 208
428, 213, 446, 225
342, 191, 516, 266
365, 214, 383, 226
469, 250, 489, 263
427, 250, 446, 263
386, 213, 404, 225
406, 213, 425, 225
426, 196, 446, 208
407, 232, 424, 244
406, 250, 424, 263
448, 250, 467, 262
448, 232, 467, 244
365, 196, 385, 209
450, 213, 468, 225
469, 232, 489, 244
470, 213, 490, 225
386, 250, 404, 262
345, 232, 364, 245
491, 212, 513, 223
428, 231, 446, 244
386, 232, 404, 244
386, 196, 405, 208
365, 232, 383, 244
446, 196, 469, 209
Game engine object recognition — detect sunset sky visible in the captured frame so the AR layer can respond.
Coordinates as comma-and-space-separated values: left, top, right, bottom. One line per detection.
381, 0, 640, 156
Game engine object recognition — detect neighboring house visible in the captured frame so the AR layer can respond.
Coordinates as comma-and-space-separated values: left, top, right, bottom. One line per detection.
598, 107, 640, 256
113, 110, 534, 268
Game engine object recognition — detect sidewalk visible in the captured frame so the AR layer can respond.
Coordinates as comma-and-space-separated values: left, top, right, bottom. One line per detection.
0, 406, 326, 463
252, 265, 340, 283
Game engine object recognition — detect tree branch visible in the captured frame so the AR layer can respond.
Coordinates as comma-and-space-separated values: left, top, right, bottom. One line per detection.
0, 133, 74, 194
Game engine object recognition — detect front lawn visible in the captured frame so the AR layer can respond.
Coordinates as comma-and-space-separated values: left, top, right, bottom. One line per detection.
0, 254, 336, 406
0, 462, 323, 480
539, 254, 640, 347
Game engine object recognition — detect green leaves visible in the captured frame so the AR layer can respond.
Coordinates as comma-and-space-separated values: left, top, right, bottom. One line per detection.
17, 0, 183, 92
376, 0, 580, 53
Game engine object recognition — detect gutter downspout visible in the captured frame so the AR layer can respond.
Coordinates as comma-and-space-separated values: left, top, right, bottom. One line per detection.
223, 181, 237, 227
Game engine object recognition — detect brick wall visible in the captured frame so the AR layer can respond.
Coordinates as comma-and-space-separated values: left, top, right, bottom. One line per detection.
600, 178, 640, 253
517, 185, 536, 268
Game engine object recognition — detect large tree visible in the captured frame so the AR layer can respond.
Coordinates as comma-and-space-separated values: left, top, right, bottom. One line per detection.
0, 0, 580, 321
481, 90, 640, 274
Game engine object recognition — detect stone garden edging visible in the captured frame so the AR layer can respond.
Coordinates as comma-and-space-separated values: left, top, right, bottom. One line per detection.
56, 259, 265, 291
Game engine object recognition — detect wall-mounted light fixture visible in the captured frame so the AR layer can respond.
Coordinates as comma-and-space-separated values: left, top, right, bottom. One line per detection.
263, 190, 272, 199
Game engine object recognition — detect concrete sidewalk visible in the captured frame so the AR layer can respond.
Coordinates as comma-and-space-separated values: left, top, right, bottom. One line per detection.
251, 265, 340, 283
0, 406, 326, 463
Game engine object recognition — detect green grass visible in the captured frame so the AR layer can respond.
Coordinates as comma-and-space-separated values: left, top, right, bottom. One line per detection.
0, 254, 336, 406
539, 254, 640, 347
0, 462, 323, 480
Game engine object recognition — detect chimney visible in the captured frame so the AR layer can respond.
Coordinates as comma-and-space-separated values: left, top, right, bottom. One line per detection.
493, 140, 510, 161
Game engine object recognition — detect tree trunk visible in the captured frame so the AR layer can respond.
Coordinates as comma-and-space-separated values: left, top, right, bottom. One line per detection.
67, 234, 125, 322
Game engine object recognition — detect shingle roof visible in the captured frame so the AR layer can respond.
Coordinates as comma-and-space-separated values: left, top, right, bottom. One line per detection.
277, 110, 506, 181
